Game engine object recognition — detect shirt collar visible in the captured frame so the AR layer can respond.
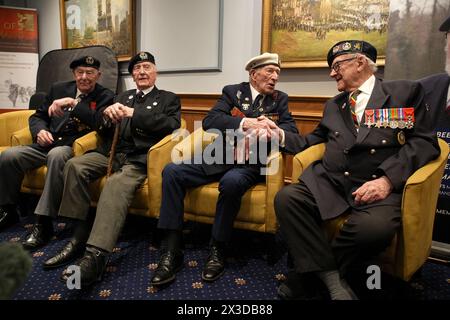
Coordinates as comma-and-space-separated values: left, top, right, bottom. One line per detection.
137, 86, 154, 97
358, 74, 376, 95
250, 84, 264, 101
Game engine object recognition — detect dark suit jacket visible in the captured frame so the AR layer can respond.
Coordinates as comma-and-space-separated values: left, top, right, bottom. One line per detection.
29, 80, 114, 151
418, 73, 450, 128
201, 82, 298, 175
96, 86, 181, 167
284, 78, 440, 220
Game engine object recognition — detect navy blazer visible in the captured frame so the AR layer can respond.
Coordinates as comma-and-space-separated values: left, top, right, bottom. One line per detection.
201, 82, 298, 175
418, 73, 450, 128
96, 86, 181, 167
29, 80, 114, 151
284, 78, 440, 220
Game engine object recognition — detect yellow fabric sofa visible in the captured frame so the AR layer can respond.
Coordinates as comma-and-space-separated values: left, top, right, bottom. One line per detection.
0, 110, 35, 153
13, 119, 186, 218
291, 139, 449, 281
172, 127, 285, 234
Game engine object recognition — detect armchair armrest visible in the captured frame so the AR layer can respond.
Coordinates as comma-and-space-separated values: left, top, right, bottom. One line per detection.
292, 143, 326, 181
172, 127, 218, 163
398, 138, 449, 280
73, 131, 100, 156
265, 151, 285, 233
0, 110, 34, 146
11, 127, 33, 146
147, 118, 187, 216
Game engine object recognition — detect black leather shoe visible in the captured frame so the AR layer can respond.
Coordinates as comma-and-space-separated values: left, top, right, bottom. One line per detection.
61, 246, 108, 288
150, 251, 184, 286
277, 272, 324, 300
0, 206, 19, 231
201, 244, 225, 282
22, 223, 54, 250
43, 240, 85, 270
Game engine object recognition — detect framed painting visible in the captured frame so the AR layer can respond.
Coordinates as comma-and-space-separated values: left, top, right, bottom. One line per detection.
261, 0, 389, 68
59, 0, 135, 62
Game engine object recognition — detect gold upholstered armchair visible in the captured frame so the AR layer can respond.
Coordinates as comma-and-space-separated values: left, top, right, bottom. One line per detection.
291, 139, 449, 281
0, 110, 35, 153
172, 127, 285, 233
86, 118, 187, 217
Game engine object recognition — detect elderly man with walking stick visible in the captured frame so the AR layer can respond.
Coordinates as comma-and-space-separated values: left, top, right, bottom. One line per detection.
43, 52, 181, 288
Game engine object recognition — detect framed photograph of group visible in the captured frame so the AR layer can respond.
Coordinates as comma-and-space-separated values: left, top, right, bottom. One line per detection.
59, 0, 135, 61
261, 0, 390, 68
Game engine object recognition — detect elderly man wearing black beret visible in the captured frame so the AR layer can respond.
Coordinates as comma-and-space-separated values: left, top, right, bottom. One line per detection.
0, 56, 114, 244
274, 40, 440, 300
46, 52, 181, 288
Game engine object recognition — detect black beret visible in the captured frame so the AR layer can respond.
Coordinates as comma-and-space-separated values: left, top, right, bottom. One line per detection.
128, 51, 156, 73
327, 40, 377, 67
69, 56, 100, 70
439, 16, 450, 32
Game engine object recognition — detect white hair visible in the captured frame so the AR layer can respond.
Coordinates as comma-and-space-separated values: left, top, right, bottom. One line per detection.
356, 53, 378, 73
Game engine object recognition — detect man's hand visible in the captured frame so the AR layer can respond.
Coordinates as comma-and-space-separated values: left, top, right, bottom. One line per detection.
48, 97, 77, 117
256, 116, 283, 143
36, 129, 54, 147
103, 103, 134, 124
352, 176, 393, 206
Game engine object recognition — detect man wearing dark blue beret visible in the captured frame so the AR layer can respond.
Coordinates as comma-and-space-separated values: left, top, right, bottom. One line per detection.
418, 16, 450, 128
275, 40, 440, 299
0, 55, 114, 246
49, 52, 181, 288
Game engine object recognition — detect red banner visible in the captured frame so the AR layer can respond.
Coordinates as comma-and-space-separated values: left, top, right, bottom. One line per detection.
0, 7, 38, 53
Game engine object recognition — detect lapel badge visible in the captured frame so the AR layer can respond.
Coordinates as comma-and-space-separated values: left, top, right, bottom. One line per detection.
242, 103, 249, 111
397, 131, 406, 145
146, 106, 152, 109
153, 102, 157, 106
128, 95, 134, 100
244, 97, 250, 101
342, 102, 346, 109
259, 107, 264, 112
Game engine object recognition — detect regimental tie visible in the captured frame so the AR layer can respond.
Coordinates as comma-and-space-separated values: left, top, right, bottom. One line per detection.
136, 91, 145, 103
349, 90, 361, 127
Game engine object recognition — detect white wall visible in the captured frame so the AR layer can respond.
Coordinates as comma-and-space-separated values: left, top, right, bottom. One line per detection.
21, 0, 339, 96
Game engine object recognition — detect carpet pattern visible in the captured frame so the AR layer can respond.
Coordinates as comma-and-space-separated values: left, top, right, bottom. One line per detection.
1, 215, 450, 300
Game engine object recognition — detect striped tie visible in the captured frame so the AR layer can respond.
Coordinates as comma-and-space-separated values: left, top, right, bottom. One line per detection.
349, 90, 361, 127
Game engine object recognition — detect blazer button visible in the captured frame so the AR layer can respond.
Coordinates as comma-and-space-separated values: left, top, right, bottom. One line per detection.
372, 174, 377, 179
370, 149, 376, 154
343, 149, 349, 154
58, 137, 62, 141
334, 131, 340, 136
381, 139, 387, 144
344, 171, 350, 177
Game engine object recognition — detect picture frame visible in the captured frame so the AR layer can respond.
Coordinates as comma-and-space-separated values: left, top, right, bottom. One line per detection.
261, 0, 389, 68
59, 0, 135, 62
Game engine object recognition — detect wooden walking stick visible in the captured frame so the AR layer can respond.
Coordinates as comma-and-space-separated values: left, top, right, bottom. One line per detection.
106, 123, 120, 178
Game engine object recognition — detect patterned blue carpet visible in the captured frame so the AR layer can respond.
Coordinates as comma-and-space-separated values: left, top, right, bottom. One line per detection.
1, 211, 450, 301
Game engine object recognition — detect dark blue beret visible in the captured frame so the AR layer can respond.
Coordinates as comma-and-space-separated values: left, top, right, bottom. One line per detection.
327, 40, 377, 67
70, 56, 100, 69
128, 51, 156, 73
439, 16, 450, 32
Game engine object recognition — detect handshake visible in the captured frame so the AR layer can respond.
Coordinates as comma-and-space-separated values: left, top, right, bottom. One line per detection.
242, 115, 283, 143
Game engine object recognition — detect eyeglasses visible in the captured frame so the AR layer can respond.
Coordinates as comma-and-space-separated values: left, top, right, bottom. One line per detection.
74, 69, 97, 77
331, 56, 357, 72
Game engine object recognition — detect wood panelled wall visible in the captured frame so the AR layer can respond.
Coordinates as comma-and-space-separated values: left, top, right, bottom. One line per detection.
0, 94, 330, 181
179, 94, 329, 181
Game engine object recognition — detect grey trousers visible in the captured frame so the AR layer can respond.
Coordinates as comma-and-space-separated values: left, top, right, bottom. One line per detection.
58, 152, 147, 252
0, 145, 73, 217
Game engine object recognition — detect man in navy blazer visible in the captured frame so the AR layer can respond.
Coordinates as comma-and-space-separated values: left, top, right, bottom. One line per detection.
419, 15, 450, 128
275, 40, 439, 300
151, 53, 298, 287
0, 56, 114, 243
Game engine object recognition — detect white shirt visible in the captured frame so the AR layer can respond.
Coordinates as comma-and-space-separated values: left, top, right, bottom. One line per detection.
136, 86, 154, 97
353, 74, 376, 124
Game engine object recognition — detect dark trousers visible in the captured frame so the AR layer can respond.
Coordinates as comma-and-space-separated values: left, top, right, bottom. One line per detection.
157, 163, 263, 242
275, 181, 401, 275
